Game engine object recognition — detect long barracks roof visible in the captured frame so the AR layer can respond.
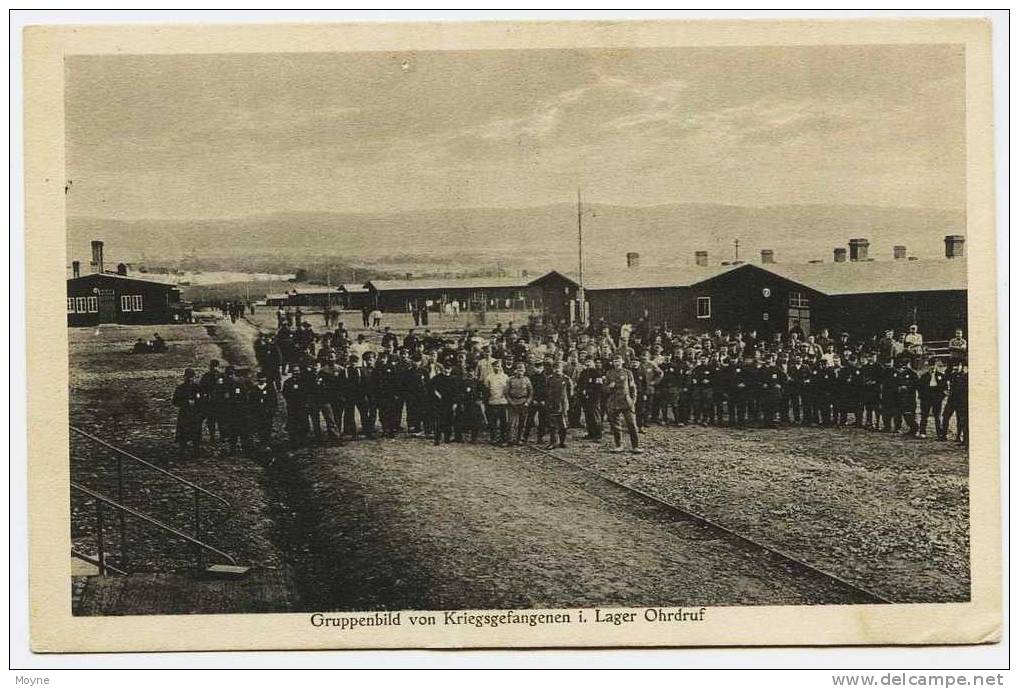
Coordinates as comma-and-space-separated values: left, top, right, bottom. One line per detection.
759, 258, 967, 296
367, 276, 530, 292
67, 272, 180, 288
545, 264, 742, 291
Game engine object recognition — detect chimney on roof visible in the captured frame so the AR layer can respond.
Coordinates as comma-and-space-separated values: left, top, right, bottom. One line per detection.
626, 252, 640, 268
71, 260, 80, 278
945, 234, 965, 259
90, 240, 104, 274
116, 262, 128, 276
833, 247, 847, 263
405, 272, 412, 280
848, 238, 869, 262
694, 251, 708, 267
760, 249, 775, 264
893, 245, 907, 260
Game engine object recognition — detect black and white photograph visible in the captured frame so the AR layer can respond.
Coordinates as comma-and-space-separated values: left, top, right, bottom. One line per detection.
20, 17, 1001, 654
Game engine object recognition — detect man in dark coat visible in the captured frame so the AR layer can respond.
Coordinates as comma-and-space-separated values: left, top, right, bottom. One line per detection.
544, 360, 574, 449
917, 358, 948, 439
172, 368, 204, 456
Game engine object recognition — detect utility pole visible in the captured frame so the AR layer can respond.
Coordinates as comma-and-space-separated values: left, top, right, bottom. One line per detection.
576, 187, 586, 324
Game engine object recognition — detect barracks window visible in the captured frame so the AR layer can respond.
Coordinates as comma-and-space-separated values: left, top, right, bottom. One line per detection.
86, 297, 98, 313
789, 291, 809, 308
696, 296, 711, 319
120, 294, 144, 312
67, 298, 75, 313
75, 297, 87, 313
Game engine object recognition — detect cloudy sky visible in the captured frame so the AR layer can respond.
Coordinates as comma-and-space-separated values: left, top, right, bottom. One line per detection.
65, 44, 966, 219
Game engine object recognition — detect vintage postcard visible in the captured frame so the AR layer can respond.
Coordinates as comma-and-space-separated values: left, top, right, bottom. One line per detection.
24, 18, 1000, 652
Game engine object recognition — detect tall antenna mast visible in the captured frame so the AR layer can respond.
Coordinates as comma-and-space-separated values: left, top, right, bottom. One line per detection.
577, 187, 584, 288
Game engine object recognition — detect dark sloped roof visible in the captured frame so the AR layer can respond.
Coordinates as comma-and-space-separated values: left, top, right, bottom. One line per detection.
545, 264, 742, 291
760, 259, 967, 295
367, 276, 530, 292
67, 272, 179, 288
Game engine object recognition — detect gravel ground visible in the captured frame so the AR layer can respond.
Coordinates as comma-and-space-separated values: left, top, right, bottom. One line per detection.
553, 422, 969, 603
284, 437, 873, 611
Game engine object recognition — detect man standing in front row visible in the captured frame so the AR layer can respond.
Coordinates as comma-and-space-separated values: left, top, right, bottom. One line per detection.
603, 354, 642, 454
544, 360, 574, 449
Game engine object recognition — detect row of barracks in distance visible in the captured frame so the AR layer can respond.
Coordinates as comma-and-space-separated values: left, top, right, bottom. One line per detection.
67, 235, 967, 339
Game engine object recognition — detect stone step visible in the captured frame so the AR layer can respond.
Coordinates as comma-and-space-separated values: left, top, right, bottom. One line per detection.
72, 567, 296, 616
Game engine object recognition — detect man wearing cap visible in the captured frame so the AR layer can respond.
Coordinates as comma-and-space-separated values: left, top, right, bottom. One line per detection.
506, 363, 533, 445
577, 357, 605, 440
198, 359, 226, 443
521, 360, 548, 444
940, 360, 968, 443
310, 360, 343, 445
483, 359, 510, 445
917, 357, 948, 439
281, 362, 311, 446
249, 368, 278, 450
603, 354, 641, 454
172, 368, 204, 456
429, 362, 458, 445
544, 360, 574, 449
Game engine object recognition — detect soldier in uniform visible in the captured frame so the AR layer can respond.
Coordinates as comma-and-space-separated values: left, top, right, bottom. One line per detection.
522, 360, 548, 444
836, 356, 865, 427
878, 358, 900, 432
198, 359, 226, 443
691, 355, 715, 426
634, 352, 662, 431
544, 360, 574, 449
429, 362, 457, 445
309, 360, 343, 445
655, 353, 681, 426
893, 356, 919, 436
281, 361, 312, 446
220, 366, 248, 453
940, 361, 968, 443
577, 358, 605, 441
506, 363, 534, 445
785, 355, 808, 424
728, 356, 755, 427
404, 357, 432, 438
359, 351, 379, 439
455, 367, 487, 443
861, 352, 883, 429
917, 357, 948, 439
758, 355, 787, 427
172, 368, 204, 456
374, 352, 402, 438
602, 354, 641, 454
248, 369, 278, 450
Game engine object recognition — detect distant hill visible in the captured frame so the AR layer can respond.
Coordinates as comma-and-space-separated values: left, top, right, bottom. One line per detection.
68, 203, 966, 274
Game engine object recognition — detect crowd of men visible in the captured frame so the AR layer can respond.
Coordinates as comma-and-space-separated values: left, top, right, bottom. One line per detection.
171, 312, 969, 457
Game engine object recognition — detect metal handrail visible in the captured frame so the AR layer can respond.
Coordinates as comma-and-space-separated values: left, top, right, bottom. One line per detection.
71, 482, 237, 572
70, 426, 231, 510
71, 548, 129, 576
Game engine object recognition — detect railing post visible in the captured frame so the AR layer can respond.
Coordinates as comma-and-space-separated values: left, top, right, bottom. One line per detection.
194, 488, 203, 572
95, 500, 107, 576
117, 455, 127, 569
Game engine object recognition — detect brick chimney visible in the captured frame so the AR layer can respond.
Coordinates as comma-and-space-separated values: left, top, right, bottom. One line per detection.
71, 260, 81, 278
848, 238, 869, 262
944, 234, 965, 259
694, 251, 708, 267
833, 247, 847, 263
760, 249, 775, 264
90, 240, 104, 274
116, 262, 128, 276
893, 245, 907, 260
626, 252, 640, 268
